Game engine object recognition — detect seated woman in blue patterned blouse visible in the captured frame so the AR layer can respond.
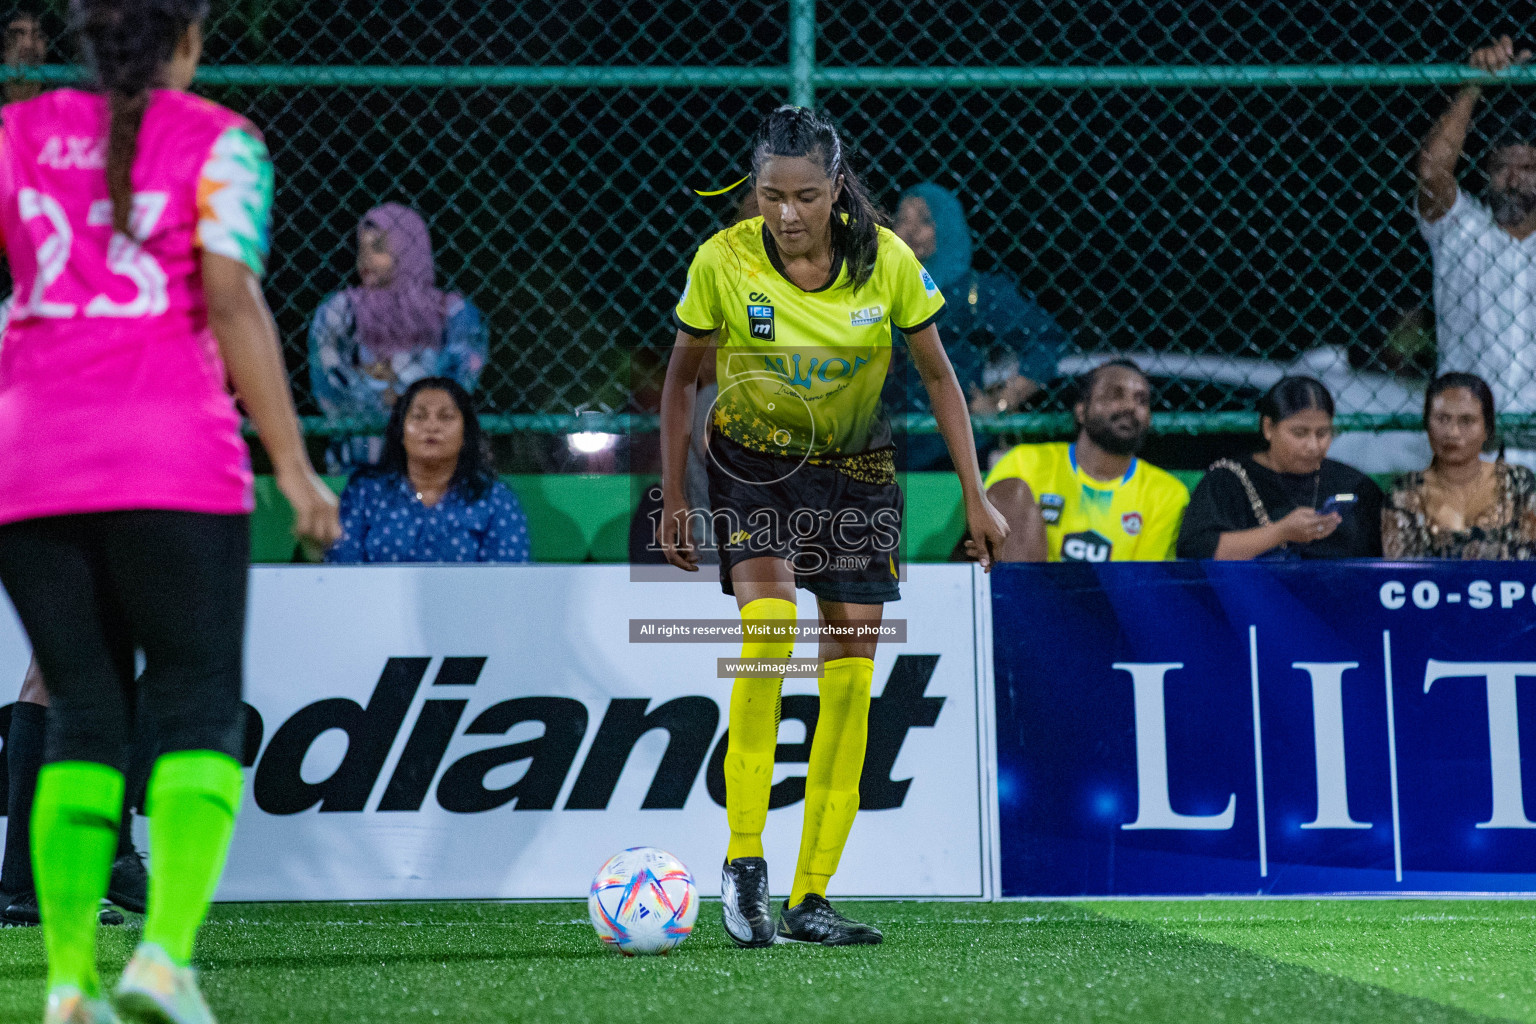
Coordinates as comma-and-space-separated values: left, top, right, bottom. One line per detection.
326, 377, 532, 563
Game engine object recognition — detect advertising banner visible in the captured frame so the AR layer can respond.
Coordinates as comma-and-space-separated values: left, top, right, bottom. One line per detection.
992, 561, 1536, 897
0, 564, 987, 900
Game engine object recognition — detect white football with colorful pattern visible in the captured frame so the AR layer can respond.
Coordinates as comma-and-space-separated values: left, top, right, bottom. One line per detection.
588, 847, 699, 956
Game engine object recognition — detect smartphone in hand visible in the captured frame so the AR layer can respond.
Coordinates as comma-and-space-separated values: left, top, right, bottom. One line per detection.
1317, 493, 1357, 516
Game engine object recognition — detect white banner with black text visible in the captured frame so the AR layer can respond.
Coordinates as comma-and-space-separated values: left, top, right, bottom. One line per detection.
0, 564, 989, 901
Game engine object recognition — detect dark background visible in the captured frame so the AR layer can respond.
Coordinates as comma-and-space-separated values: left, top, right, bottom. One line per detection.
12, 1, 1536, 468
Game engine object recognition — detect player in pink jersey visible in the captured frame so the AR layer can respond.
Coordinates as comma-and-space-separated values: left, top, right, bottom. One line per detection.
0, 1, 151, 935
0, 2, 339, 1023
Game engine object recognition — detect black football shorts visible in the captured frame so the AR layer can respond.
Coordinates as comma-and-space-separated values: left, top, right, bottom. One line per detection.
704, 433, 903, 604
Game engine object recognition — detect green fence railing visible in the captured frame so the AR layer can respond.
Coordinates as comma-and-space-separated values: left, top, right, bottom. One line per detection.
7, 0, 1532, 447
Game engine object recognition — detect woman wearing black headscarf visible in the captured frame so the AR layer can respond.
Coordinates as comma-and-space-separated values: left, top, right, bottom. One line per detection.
889, 183, 1069, 469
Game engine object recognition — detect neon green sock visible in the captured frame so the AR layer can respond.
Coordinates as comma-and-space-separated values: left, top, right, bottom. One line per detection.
142, 751, 244, 967
791, 656, 873, 907
724, 597, 796, 863
32, 761, 124, 996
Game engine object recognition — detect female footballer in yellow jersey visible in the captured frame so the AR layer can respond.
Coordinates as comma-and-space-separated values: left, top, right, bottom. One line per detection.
659, 106, 1007, 946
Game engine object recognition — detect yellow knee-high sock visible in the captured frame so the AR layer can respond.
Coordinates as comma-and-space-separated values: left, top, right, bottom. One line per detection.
790, 656, 873, 906
724, 597, 797, 863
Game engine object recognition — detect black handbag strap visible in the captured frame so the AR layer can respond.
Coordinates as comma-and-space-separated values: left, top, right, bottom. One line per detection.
1209, 458, 1270, 527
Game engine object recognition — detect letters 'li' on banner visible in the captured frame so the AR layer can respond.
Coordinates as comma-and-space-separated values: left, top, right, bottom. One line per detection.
991, 561, 1536, 897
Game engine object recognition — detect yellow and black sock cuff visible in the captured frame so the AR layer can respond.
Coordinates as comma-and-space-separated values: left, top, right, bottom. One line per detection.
740, 596, 798, 659
821, 656, 875, 688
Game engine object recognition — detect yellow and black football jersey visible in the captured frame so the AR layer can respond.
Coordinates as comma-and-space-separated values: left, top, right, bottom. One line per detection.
984, 442, 1190, 562
673, 217, 944, 460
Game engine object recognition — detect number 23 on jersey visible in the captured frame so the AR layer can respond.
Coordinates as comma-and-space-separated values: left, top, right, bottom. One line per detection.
15, 187, 170, 321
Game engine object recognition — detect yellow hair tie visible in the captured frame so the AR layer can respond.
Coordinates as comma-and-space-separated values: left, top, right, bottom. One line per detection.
693, 174, 750, 197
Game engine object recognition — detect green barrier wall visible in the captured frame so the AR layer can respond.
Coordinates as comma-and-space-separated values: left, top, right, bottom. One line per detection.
254, 474, 638, 563
254, 472, 970, 563
253, 471, 1398, 564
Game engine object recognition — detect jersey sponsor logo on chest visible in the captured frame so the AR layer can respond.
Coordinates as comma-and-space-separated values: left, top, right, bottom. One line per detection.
763, 352, 870, 388
1061, 530, 1113, 563
849, 304, 883, 326
1121, 512, 1142, 536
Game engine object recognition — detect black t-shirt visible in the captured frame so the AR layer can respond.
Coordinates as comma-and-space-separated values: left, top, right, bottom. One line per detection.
1177, 455, 1383, 560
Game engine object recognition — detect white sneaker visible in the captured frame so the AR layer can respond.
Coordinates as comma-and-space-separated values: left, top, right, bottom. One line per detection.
44, 986, 122, 1024
114, 943, 216, 1024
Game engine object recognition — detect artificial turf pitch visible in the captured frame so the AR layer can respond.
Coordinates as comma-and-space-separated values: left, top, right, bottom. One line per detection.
0, 900, 1531, 1022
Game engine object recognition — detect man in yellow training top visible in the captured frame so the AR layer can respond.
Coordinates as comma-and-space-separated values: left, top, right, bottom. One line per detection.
984, 360, 1188, 562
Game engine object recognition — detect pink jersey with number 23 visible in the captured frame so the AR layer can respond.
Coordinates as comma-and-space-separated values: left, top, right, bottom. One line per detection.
0, 88, 275, 525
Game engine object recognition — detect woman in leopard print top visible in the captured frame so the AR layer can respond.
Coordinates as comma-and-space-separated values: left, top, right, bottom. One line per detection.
1384, 373, 1536, 560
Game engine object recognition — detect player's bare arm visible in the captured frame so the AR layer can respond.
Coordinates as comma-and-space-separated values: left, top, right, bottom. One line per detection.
658, 327, 713, 570
907, 322, 1008, 569
205, 253, 339, 551
983, 478, 1048, 562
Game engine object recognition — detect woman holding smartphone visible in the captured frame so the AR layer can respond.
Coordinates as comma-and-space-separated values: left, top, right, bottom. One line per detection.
1177, 376, 1383, 560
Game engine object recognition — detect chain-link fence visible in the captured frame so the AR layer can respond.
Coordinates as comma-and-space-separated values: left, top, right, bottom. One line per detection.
12, 0, 1536, 448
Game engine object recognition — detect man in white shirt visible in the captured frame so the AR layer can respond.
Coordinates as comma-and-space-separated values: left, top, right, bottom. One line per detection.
1418, 36, 1536, 425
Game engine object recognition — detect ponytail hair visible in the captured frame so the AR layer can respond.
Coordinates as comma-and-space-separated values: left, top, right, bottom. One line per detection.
750, 105, 886, 291
70, 0, 208, 238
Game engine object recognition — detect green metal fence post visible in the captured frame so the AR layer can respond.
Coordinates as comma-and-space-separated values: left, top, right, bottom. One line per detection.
789, 0, 816, 106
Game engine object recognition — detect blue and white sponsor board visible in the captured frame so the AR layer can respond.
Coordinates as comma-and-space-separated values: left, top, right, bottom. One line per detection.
991, 561, 1536, 896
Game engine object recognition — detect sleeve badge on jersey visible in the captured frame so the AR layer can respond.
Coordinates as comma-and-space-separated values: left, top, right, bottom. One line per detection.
1121, 512, 1143, 536
920, 267, 939, 297
678, 277, 691, 306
